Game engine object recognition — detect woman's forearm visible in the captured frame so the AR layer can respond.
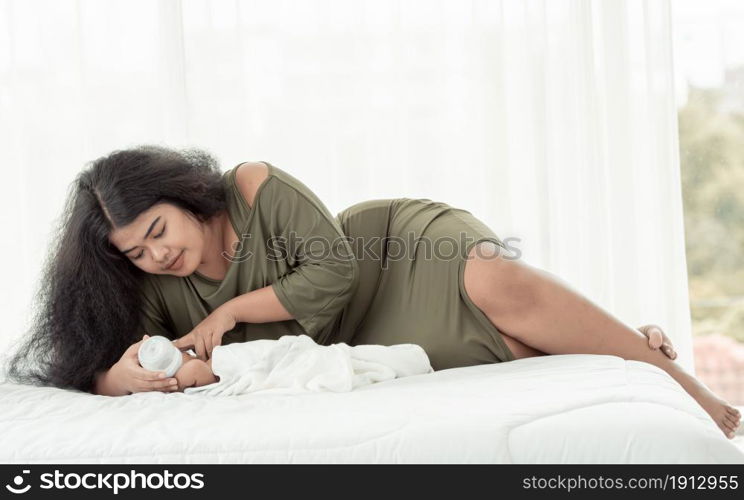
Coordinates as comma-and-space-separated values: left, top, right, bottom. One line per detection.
221, 284, 294, 325
92, 367, 128, 397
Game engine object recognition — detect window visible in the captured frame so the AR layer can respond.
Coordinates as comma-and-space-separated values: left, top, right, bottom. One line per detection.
672, 0, 744, 408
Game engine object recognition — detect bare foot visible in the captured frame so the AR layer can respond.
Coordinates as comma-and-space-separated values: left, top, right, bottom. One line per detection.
692, 389, 741, 439
656, 361, 741, 439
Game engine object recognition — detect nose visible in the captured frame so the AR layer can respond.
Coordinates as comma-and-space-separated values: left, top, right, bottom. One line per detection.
151, 247, 169, 264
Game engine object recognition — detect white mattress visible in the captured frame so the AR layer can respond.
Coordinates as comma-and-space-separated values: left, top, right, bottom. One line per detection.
1, 354, 742, 463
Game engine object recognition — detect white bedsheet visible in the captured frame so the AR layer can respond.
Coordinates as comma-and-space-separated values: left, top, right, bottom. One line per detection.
1, 354, 742, 463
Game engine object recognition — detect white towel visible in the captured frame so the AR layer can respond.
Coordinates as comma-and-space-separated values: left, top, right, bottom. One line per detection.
183, 334, 433, 396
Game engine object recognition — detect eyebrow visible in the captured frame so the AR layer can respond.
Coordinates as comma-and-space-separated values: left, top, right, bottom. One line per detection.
121, 216, 161, 254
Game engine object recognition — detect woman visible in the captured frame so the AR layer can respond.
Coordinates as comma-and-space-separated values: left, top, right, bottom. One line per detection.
5, 145, 740, 439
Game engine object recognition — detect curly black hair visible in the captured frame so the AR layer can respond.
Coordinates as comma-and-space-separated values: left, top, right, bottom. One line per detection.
2, 144, 227, 393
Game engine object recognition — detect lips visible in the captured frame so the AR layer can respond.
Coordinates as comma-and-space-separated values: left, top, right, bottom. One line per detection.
164, 250, 184, 271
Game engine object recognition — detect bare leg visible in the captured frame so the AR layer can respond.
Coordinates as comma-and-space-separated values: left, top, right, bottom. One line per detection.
464, 242, 742, 439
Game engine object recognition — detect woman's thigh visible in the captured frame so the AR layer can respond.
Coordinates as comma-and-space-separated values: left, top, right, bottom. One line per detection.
500, 331, 548, 359
463, 241, 548, 360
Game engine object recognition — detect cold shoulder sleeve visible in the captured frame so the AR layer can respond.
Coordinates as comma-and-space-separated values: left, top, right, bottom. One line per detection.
264, 171, 360, 340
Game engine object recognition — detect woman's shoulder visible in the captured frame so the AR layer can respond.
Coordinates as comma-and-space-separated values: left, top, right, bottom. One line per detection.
233, 161, 272, 210
219, 161, 278, 230
228, 160, 327, 213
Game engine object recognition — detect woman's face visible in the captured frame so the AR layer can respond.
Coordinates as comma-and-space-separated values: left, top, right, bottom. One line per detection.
108, 202, 205, 276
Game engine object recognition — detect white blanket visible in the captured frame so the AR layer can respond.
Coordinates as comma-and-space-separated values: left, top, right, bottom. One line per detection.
183, 334, 433, 396
1, 354, 743, 463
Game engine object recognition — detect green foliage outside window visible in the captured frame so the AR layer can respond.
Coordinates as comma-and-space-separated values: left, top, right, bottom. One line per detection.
679, 81, 744, 342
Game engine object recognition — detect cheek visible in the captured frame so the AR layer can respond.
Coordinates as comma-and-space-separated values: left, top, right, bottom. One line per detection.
132, 253, 159, 271
174, 225, 197, 249
185, 229, 204, 253
139, 260, 157, 272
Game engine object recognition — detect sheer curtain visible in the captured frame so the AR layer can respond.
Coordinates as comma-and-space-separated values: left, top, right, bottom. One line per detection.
0, 0, 693, 371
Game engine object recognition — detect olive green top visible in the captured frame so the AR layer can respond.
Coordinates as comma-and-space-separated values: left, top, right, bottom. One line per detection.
139, 161, 516, 370
138, 161, 359, 347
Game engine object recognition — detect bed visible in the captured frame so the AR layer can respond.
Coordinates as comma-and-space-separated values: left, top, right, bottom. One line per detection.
1, 354, 742, 463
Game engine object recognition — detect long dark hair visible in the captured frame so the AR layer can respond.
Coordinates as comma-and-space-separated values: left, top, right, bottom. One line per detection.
3, 145, 227, 393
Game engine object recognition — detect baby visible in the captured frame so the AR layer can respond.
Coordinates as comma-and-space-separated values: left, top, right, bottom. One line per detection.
137, 335, 219, 391
138, 333, 433, 396
174, 350, 218, 391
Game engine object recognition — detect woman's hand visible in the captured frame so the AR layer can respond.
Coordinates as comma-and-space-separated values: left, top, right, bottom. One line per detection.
171, 307, 237, 361
637, 324, 677, 360
109, 334, 180, 394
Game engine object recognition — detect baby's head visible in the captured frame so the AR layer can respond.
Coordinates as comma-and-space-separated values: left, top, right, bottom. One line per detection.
138, 335, 218, 392
175, 351, 217, 391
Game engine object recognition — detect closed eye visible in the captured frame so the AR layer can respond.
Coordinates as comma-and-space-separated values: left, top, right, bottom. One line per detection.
132, 225, 166, 260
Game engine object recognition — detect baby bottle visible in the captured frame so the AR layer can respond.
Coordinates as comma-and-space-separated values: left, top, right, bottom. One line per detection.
138, 335, 183, 377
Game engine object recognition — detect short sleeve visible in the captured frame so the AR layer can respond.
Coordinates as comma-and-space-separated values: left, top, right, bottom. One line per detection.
138, 276, 175, 340
267, 175, 360, 339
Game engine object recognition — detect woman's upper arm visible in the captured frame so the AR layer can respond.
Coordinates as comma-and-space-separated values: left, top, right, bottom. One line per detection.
261, 166, 360, 340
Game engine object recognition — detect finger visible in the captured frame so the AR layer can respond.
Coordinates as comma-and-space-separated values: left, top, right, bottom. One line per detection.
723, 418, 736, 432
647, 327, 663, 350
661, 336, 676, 359
656, 326, 673, 346
152, 378, 179, 392
638, 324, 666, 350
637, 325, 653, 345
661, 343, 677, 360
135, 334, 151, 347
195, 335, 207, 361
204, 333, 214, 360
125, 337, 146, 356
135, 367, 170, 381
172, 334, 194, 351
135, 376, 178, 392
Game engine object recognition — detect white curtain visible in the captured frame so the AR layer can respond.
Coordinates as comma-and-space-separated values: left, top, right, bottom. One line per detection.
0, 0, 694, 372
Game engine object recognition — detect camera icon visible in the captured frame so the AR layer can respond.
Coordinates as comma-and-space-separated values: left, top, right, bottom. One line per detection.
5, 470, 31, 494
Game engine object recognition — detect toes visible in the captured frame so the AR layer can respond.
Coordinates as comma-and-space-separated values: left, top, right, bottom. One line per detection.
720, 422, 736, 437
726, 407, 742, 422
724, 414, 739, 428
720, 425, 735, 439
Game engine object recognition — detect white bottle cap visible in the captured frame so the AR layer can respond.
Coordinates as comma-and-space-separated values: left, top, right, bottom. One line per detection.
138, 335, 183, 378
